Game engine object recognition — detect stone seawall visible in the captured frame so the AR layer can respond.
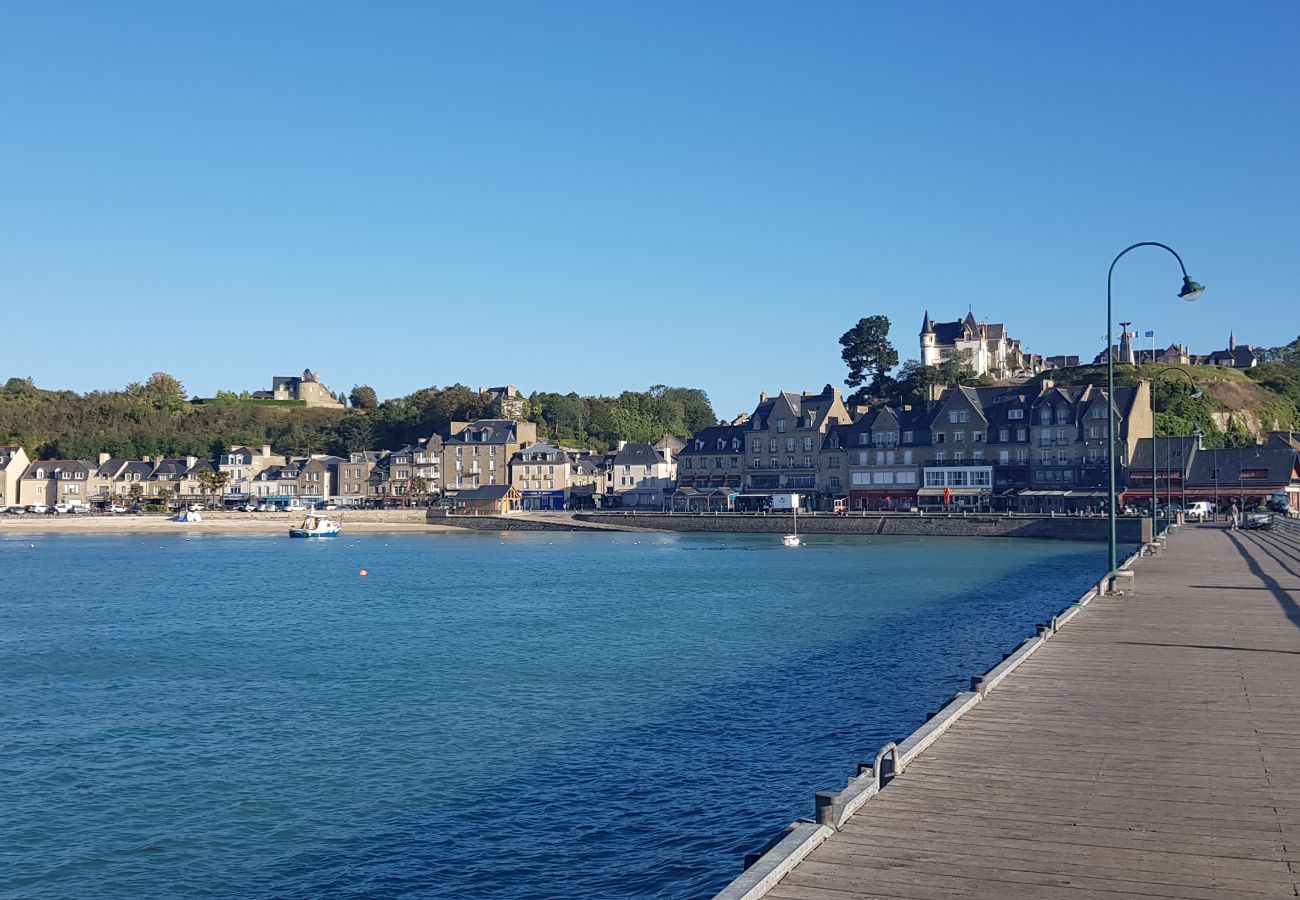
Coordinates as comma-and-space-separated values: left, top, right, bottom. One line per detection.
433, 511, 1144, 542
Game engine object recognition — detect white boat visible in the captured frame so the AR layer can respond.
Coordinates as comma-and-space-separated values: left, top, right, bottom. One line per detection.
173, 510, 202, 523
289, 514, 341, 538
782, 503, 801, 547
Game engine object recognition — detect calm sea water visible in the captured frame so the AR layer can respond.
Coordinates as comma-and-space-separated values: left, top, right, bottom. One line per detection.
0, 530, 1109, 899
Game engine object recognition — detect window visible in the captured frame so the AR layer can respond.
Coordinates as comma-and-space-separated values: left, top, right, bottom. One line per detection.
973, 431, 983, 443
902, 431, 914, 443
751, 458, 761, 469
953, 451, 964, 463
713, 458, 721, 470
1008, 409, 1024, 420
803, 436, 813, 452
954, 431, 965, 443
777, 420, 787, 433
1088, 425, 1104, 439
999, 450, 1010, 464
858, 433, 870, 446
852, 472, 872, 486
1040, 409, 1052, 424
1015, 449, 1028, 463
1055, 408, 1069, 424
1092, 406, 1107, 419
1016, 428, 1027, 442
925, 471, 945, 487
999, 429, 1009, 442
897, 471, 917, 485
902, 450, 913, 465
828, 476, 840, 489
959, 410, 970, 423
948, 411, 959, 424
828, 456, 841, 469
934, 450, 946, 462
786, 456, 795, 468
1040, 450, 1051, 464
872, 472, 894, 484
950, 470, 967, 486
972, 450, 983, 461
751, 439, 762, 454
934, 433, 945, 444
769, 438, 778, 453
786, 437, 795, 452
858, 451, 869, 466
456, 447, 463, 456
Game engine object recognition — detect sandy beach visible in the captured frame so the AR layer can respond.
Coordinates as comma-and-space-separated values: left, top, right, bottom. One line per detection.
0, 511, 459, 535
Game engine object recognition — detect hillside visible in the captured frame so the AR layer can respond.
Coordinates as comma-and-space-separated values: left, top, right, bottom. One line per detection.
1027, 359, 1298, 446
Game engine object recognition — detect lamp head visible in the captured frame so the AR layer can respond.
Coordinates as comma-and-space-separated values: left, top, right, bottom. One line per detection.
1178, 276, 1205, 302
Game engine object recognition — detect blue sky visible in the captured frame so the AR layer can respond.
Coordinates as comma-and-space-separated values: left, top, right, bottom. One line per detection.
2, 1, 1296, 419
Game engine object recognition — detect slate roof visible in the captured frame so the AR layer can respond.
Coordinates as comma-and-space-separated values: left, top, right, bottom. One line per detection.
22, 460, 95, 478
1130, 437, 1200, 476
1187, 447, 1299, 486
445, 420, 523, 445
680, 425, 746, 457
612, 443, 665, 467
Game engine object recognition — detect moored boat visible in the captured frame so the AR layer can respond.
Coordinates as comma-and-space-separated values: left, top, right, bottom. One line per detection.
289, 514, 341, 538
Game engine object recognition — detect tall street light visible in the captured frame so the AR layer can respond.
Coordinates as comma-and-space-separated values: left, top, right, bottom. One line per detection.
1107, 243, 1204, 572
1149, 366, 1202, 538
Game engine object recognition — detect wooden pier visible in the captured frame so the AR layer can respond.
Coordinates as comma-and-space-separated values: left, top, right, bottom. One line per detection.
722, 523, 1300, 899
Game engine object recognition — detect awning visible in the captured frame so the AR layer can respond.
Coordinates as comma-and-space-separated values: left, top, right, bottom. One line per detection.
918, 487, 989, 496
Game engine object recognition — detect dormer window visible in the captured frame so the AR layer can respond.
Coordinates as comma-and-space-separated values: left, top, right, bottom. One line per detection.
776, 420, 787, 433
1040, 408, 1052, 424
1008, 409, 1024, 420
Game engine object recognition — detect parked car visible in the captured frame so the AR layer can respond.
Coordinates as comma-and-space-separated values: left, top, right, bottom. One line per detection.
52, 503, 72, 514
256, 503, 273, 512
108, 503, 127, 513
5, 505, 27, 515
27, 503, 48, 514
1185, 501, 1214, 522
187, 503, 204, 512
241, 502, 258, 512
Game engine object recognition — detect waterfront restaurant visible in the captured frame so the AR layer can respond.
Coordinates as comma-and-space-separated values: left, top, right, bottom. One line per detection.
917, 465, 995, 510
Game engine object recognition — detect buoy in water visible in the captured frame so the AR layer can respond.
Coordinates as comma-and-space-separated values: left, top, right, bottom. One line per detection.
359, 569, 368, 577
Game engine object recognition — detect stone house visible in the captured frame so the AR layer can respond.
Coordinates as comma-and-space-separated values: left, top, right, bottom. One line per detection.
510, 441, 571, 510
0, 444, 30, 509
738, 386, 851, 508
440, 419, 538, 493
253, 369, 344, 407
607, 442, 675, 509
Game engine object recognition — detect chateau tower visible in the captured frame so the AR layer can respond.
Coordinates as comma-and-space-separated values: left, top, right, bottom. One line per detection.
920, 310, 939, 366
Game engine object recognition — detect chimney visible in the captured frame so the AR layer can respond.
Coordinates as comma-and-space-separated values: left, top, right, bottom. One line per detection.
759, 391, 768, 402
98, 452, 110, 464
185, 456, 197, 470
1040, 378, 1054, 392
260, 444, 272, 457
617, 440, 627, 451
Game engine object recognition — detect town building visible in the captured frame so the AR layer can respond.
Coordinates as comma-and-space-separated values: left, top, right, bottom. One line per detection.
440, 419, 538, 493
19, 459, 97, 508
479, 385, 526, 418
737, 386, 852, 509
606, 441, 676, 509
332, 452, 382, 506
510, 441, 572, 510
0, 444, 30, 509
838, 406, 930, 511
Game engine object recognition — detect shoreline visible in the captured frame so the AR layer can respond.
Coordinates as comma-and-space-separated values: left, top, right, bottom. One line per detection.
0, 512, 458, 535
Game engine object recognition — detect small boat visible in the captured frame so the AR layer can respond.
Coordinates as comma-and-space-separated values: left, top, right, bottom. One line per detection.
289, 514, 341, 538
782, 503, 801, 547
174, 510, 202, 523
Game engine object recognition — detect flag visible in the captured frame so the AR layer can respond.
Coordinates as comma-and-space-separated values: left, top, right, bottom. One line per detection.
1127, 331, 1137, 338
1144, 330, 1154, 338
943, 485, 952, 504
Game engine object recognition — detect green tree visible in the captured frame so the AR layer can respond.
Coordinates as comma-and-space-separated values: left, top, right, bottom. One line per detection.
349, 385, 379, 410
839, 315, 899, 404
127, 372, 188, 411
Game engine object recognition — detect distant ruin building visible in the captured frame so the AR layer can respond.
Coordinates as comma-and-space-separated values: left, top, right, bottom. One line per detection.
252, 369, 345, 407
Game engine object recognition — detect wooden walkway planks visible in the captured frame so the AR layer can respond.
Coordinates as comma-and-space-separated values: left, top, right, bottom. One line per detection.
767, 526, 1300, 900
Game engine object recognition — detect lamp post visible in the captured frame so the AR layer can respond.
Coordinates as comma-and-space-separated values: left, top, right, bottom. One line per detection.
1149, 366, 1202, 537
1107, 243, 1204, 571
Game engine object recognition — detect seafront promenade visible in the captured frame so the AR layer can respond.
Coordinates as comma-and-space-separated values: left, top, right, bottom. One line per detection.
720, 522, 1300, 899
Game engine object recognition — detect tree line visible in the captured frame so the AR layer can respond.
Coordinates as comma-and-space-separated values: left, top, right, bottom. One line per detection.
0, 374, 717, 460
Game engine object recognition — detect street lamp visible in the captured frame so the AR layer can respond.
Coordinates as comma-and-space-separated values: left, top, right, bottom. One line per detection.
1149, 366, 1202, 538
1107, 243, 1204, 571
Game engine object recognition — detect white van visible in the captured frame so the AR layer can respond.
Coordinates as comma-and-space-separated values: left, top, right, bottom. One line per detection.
1185, 501, 1213, 521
